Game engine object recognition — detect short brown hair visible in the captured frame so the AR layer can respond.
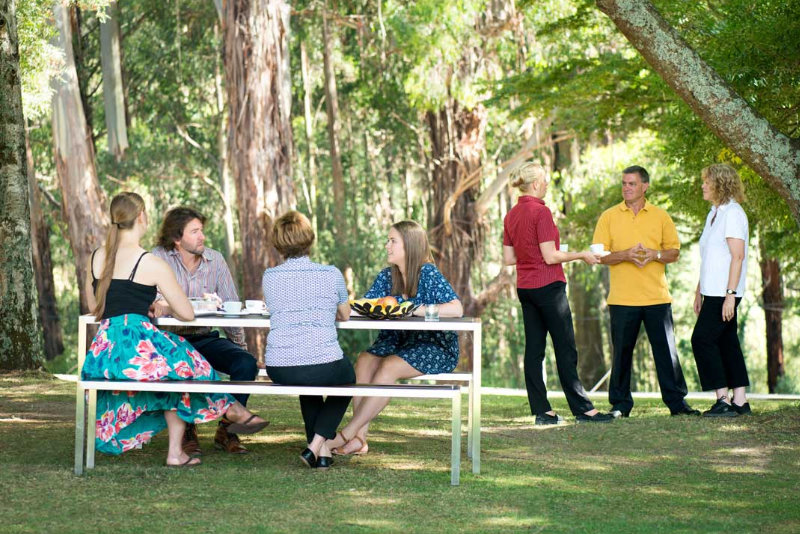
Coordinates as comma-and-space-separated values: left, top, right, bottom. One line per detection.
157, 207, 207, 250
272, 211, 315, 258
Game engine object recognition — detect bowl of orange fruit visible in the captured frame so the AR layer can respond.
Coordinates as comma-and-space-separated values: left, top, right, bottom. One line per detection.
350, 296, 418, 320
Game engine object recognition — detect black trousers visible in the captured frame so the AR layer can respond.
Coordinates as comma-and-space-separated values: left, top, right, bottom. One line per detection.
691, 296, 749, 391
608, 304, 689, 414
184, 331, 258, 406
266, 358, 356, 442
517, 282, 595, 416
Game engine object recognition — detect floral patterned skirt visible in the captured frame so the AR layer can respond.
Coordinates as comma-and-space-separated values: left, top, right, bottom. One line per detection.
81, 314, 235, 455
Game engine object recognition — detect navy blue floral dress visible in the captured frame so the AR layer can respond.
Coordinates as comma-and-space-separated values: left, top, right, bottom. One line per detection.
364, 263, 460, 374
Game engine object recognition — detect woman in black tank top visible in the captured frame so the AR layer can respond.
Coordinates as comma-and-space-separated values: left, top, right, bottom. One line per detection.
82, 192, 269, 467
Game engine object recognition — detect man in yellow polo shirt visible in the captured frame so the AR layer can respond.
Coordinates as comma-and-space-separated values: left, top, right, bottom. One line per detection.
593, 165, 699, 418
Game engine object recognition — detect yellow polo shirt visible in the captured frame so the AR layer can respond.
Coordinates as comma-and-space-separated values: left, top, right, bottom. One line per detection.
592, 200, 680, 306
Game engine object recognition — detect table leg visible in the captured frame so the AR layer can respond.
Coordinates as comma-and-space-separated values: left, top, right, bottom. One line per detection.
74, 384, 86, 475
451, 391, 461, 486
467, 379, 473, 459
472, 327, 481, 474
86, 389, 97, 469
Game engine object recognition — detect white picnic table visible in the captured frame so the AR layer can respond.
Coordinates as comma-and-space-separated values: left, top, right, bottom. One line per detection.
75, 313, 483, 475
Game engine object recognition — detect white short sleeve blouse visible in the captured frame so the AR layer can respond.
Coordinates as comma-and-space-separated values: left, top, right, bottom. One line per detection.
698, 200, 749, 297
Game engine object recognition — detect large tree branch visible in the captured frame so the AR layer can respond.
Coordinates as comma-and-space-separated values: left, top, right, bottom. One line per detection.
596, 0, 800, 224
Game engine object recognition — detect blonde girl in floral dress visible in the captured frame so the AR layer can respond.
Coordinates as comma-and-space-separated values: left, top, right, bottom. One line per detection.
81, 192, 268, 467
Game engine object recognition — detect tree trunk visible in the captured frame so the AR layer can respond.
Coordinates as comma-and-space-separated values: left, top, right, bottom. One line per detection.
51, 1, 109, 314
595, 0, 800, 224
321, 5, 347, 255
213, 21, 236, 265
26, 129, 64, 360
222, 0, 294, 359
427, 101, 489, 369
759, 246, 784, 393
0, 0, 45, 369
568, 265, 607, 387
299, 39, 317, 232
99, 0, 128, 160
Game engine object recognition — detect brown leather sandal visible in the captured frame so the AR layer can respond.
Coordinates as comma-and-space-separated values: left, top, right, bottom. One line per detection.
332, 432, 368, 456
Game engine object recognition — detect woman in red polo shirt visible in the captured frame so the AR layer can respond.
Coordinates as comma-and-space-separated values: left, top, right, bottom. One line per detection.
503, 163, 614, 425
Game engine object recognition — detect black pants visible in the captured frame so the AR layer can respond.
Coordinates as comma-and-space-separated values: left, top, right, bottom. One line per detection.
266, 358, 356, 442
608, 304, 689, 414
517, 282, 595, 416
691, 296, 749, 391
185, 331, 258, 406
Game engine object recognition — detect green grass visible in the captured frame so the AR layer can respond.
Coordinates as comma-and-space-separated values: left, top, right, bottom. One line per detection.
1, 372, 799, 533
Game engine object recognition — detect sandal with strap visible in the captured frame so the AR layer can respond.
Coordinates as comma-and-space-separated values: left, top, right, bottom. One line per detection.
331, 432, 368, 456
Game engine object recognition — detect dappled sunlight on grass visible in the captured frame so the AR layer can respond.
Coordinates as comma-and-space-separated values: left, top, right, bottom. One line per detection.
2, 377, 800, 532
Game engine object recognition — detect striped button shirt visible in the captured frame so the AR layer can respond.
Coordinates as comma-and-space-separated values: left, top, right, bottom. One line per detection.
151, 246, 245, 346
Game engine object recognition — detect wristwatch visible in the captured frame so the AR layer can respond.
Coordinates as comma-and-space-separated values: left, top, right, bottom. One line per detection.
656, 250, 662, 261
726, 289, 736, 295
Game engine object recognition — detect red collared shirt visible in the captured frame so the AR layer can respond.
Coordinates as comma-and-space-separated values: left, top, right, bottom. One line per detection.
503, 195, 566, 289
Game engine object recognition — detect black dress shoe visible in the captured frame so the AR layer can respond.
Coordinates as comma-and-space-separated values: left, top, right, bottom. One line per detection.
731, 402, 752, 416
300, 448, 317, 468
576, 412, 615, 423
535, 413, 563, 426
610, 409, 630, 419
671, 405, 701, 416
702, 399, 738, 417
315, 456, 333, 470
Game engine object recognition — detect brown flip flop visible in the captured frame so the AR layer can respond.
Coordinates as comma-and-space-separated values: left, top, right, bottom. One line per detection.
166, 456, 202, 468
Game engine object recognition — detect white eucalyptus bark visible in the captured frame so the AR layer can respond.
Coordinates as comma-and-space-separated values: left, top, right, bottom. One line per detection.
0, 0, 45, 369
99, 1, 128, 160
51, 1, 109, 313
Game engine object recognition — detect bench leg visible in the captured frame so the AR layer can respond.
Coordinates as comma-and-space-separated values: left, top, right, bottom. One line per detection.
466, 380, 473, 459
451, 392, 461, 486
472, 328, 481, 474
86, 389, 97, 470
74, 385, 86, 475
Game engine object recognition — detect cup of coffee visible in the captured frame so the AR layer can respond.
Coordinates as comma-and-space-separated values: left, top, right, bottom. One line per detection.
245, 300, 266, 313
222, 301, 242, 314
590, 243, 605, 254
559, 244, 569, 252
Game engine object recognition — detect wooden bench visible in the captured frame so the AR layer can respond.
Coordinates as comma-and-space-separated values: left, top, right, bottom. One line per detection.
75, 380, 463, 485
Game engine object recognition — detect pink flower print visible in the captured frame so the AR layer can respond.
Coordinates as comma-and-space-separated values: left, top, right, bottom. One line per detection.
195, 397, 230, 422
90, 331, 111, 357
189, 349, 212, 378
140, 320, 157, 332
114, 403, 138, 433
119, 431, 154, 452
121, 340, 172, 380
173, 361, 194, 379
181, 393, 192, 410
96, 410, 115, 442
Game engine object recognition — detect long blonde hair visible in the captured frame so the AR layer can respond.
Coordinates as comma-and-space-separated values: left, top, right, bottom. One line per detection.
510, 162, 547, 192
702, 163, 746, 205
92, 192, 146, 318
390, 221, 434, 298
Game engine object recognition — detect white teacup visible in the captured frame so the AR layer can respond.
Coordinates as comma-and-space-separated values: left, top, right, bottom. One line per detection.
245, 300, 266, 313
590, 243, 605, 254
222, 301, 242, 314
559, 244, 569, 252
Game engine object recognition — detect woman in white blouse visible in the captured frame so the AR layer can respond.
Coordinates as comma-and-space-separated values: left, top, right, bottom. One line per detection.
691, 164, 751, 417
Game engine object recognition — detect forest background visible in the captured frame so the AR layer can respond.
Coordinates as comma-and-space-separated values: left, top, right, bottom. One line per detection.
4, 0, 800, 395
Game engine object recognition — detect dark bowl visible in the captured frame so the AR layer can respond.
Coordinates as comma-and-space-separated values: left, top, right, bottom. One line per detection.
350, 301, 419, 320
